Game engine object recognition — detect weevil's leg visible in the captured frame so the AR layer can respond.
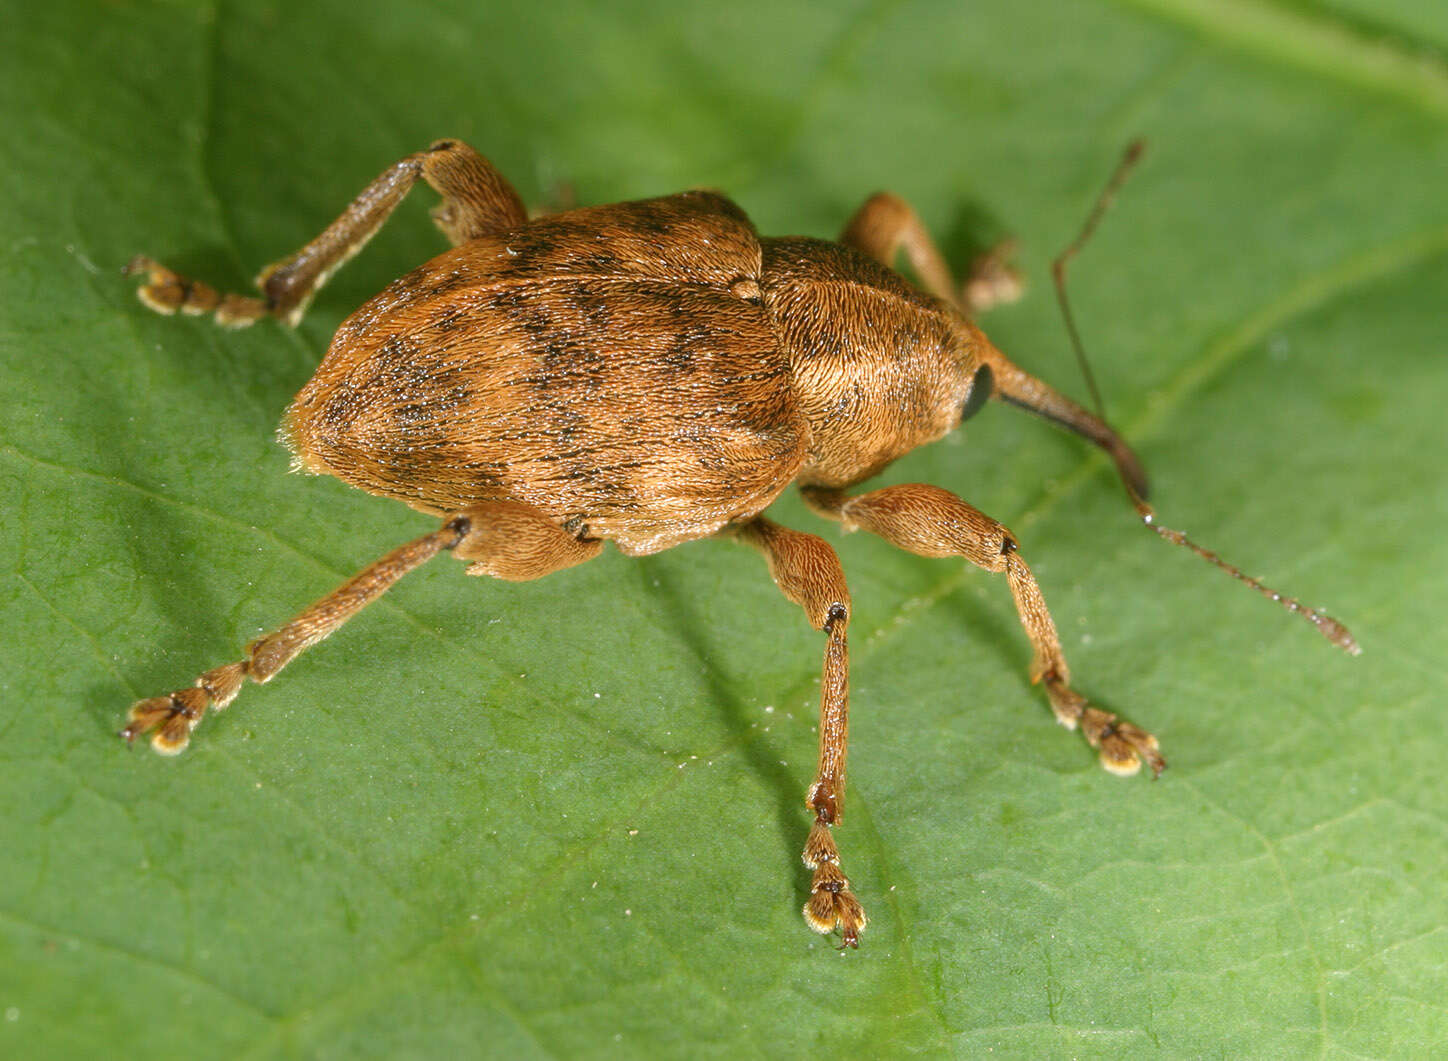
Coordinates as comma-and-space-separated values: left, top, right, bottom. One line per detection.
728, 518, 865, 947
840, 192, 1023, 316
803, 484, 1164, 777
122, 502, 600, 755
128, 139, 527, 328
123, 516, 470, 755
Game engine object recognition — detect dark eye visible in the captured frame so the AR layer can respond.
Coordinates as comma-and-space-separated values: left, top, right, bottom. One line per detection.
959, 363, 994, 423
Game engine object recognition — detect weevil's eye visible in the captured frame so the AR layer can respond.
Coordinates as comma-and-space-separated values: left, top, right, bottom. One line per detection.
959, 363, 994, 423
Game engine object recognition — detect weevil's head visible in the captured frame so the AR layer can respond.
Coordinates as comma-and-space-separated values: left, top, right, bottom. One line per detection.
949, 313, 1152, 505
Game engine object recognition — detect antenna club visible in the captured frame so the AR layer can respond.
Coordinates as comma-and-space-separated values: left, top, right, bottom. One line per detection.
1313, 614, 1362, 655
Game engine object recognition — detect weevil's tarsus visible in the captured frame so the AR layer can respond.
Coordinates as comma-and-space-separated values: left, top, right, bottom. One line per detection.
1052, 139, 1147, 418
963, 238, 1025, 315
1039, 671, 1164, 778
124, 255, 271, 328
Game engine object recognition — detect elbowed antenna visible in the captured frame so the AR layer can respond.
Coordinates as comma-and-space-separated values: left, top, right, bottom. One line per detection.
1125, 477, 1360, 655
983, 340, 1360, 654
987, 141, 1360, 655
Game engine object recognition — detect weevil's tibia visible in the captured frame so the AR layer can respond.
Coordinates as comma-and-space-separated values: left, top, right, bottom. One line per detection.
122, 517, 470, 755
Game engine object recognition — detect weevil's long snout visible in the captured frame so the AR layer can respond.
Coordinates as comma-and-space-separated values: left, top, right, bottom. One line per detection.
973, 334, 1150, 502
974, 333, 1359, 656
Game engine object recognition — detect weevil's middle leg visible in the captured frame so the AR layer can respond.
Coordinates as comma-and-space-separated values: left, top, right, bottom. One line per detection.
728, 518, 866, 947
803, 483, 1163, 777
128, 139, 527, 328
840, 192, 1023, 316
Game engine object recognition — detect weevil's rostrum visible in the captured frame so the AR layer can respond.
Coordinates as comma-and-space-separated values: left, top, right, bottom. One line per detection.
123, 139, 1356, 948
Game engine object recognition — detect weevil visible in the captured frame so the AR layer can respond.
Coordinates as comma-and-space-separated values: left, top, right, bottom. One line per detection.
122, 139, 1357, 947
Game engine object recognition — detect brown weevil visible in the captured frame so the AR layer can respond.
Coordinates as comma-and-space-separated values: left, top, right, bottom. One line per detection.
122, 139, 1358, 948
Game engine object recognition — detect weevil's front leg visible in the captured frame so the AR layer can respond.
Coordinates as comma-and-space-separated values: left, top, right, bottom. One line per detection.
803, 484, 1163, 777
729, 518, 866, 947
128, 139, 527, 328
840, 192, 1023, 316
123, 502, 599, 755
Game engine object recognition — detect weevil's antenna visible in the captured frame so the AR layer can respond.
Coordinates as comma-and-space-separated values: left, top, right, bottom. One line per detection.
984, 342, 1359, 653
1121, 478, 1360, 655
1052, 140, 1146, 418
1031, 139, 1359, 656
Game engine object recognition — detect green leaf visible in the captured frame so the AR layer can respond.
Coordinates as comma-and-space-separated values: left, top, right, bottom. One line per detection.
4, 1, 1446, 1057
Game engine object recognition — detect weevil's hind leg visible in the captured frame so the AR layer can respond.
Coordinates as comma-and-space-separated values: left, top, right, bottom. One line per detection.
839, 192, 1024, 316
123, 516, 471, 754
122, 502, 599, 755
728, 518, 866, 947
128, 139, 527, 328
803, 484, 1163, 777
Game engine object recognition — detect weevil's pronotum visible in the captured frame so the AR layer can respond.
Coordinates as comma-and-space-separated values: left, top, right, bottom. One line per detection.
122, 139, 1357, 947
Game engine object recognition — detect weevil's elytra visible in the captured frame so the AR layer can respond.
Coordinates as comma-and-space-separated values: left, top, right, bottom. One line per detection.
122, 139, 1357, 949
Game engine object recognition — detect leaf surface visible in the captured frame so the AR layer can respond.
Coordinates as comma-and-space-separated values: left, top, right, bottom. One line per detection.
3, 1, 1446, 1056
